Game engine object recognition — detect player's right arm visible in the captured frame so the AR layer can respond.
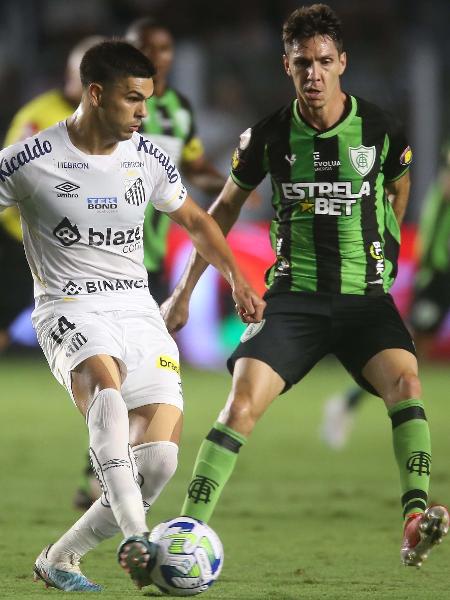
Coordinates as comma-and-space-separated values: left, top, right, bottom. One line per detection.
161, 178, 250, 332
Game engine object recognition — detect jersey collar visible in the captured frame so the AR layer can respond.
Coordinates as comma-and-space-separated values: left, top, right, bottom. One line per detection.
292, 94, 357, 138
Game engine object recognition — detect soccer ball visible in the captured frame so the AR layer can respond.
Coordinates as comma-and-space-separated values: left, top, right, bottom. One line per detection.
149, 516, 224, 596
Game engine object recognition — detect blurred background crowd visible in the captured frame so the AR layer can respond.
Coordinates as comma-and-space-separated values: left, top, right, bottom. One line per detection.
0, 0, 449, 366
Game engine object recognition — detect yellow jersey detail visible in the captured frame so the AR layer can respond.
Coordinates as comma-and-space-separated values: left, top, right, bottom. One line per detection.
181, 137, 204, 163
157, 355, 180, 375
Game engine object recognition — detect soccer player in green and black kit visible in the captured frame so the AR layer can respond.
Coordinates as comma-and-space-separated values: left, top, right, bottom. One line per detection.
321, 140, 450, 450
126, 17, 226, 303
162, 4, 449, 567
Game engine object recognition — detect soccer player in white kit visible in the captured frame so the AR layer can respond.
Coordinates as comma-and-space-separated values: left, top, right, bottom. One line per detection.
0, 41, 265, 591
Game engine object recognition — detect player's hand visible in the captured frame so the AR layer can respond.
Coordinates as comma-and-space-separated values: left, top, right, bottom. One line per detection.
160, 290, 190, 333
232, 278, 266, 324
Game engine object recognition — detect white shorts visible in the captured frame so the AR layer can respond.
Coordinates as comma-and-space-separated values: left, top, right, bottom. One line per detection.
35, 309, 183, 411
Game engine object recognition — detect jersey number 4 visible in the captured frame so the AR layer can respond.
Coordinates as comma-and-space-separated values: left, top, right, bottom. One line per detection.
50, 316, 76, 344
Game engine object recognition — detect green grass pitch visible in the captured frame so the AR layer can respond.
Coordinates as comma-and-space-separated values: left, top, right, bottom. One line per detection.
0, 354, 448, 599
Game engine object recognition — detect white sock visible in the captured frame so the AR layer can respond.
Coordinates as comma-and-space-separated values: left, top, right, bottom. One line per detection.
48, 441, 178, 561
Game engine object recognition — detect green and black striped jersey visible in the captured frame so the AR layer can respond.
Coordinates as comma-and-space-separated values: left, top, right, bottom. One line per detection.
231, 95, 412, 296
140, 88, 204, 273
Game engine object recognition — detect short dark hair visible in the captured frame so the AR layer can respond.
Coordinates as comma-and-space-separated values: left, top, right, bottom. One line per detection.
80, 40, 155, 87
282, 4, 343, 54
125, 17, 170, 46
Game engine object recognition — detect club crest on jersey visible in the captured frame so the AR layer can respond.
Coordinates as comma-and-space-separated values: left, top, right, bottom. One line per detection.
125, 177, 145, 206
349, 145, 376, 176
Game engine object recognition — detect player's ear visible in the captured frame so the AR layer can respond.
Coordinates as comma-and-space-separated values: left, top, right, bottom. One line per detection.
338, 51, 347, 76
283, 54, 292, 77
88, 83, 103, 107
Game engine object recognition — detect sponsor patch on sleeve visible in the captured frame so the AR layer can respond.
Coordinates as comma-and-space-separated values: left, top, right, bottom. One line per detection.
239, 128, 252, 150
400, 145, 413, 166
231, 148, 240, 170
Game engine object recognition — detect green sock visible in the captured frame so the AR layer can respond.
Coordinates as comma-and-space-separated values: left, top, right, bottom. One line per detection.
389, 399, 431, 520
181, 422, 247, 523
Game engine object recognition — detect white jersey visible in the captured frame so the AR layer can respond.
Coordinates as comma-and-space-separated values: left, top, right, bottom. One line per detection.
0, 121, 187, 321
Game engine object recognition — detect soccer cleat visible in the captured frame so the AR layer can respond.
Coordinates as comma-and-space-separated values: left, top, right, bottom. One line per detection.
117, 533, 158, 589
33, 544, 102, 591
320, 394, 355, 449
401, 505, 449, 567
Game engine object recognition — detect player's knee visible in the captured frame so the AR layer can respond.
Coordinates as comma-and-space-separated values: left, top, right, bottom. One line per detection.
134, 441, 178, 511
225, 392, 258, 433
86, 388, 128, 431
398, 372, 422, 400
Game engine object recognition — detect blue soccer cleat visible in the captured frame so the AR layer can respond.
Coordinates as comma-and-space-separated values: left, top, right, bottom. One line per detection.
33, 544, 102, 592
117, 533, 158, 589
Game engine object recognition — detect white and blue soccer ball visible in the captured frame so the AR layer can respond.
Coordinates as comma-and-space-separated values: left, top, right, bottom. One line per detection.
149, 517, 224, 596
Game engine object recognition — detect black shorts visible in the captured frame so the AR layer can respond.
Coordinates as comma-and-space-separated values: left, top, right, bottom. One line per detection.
227, 292, 416, 396
409, 271, 450, 334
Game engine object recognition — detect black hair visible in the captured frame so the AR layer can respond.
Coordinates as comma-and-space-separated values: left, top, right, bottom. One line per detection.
282, 4, 343, 54
124, 17, 171, 46
80, 40, 155, 87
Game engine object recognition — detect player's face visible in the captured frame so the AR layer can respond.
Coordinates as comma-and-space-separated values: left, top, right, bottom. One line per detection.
283, 35, 346, 111
135, 27, 174, 81
98, 77, 154, 141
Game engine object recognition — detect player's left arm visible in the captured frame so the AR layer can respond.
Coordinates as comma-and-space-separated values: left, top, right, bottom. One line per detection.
385, 171, 410, 225
168, 195, 265, 323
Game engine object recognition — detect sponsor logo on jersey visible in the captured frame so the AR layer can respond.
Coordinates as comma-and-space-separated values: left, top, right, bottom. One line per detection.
240, 319, 266, 342
231, 148, 240, 170
349, 145, 376, 176
285, 154, 297, 166
55, 181, 80, 197
369, 241, 385, 276
313, 151, 341, 171
157, 355, 180, 375
400, 145, 413, 166
62, 280, 83, 295
282, 181, 370, 216
121, 161, 144, 168
65, 332, 88, 358
0, 138, 52, 182
57, 161, 89, 169
137, 136, 179, 183
88, 225, 143, 253
53, 217, 81, 246
62, 278, 149, 294
125, 178, 145, 206
86, 197, 118, 210
274, 256, 290, 277
86, 278, 148, 293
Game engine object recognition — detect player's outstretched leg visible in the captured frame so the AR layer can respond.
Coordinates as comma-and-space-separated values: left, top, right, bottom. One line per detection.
117, 534, 158, 589
401, 505, 449, 567
33, 545, 102, 592
72, 453, 101, 511
320, 386, 365, 449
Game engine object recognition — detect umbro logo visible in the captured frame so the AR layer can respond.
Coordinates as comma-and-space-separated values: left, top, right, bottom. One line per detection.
55, 181, 80, 197
285, 154, 297, 166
